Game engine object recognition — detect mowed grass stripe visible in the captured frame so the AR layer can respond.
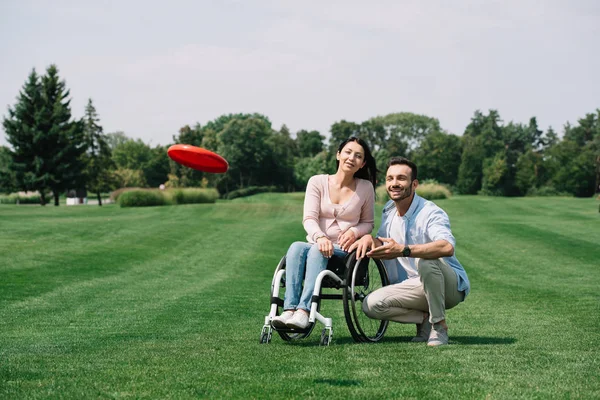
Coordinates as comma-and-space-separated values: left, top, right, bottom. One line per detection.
1, 195, 599, 398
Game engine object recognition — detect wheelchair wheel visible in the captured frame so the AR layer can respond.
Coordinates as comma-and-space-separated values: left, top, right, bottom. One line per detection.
343, 256, 389, 342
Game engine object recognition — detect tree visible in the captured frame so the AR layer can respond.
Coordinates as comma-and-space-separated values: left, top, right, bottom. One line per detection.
412, 131, 463, 186
39, 65, 87, 205
546, 140, 596, 197
168, 124, 205, 188
369, 112, 442, 156
481, 152, 508, 195
456, 110, 503, 194
0, 146, 17, 193
515, 149, 542, 195
83, 99, 114, 205
546, 110, 600, 197
112, 138, 168, 188
295, 129, 324, 158
112, 138, 152, 170
198, 113, 272, 191
113, 168, 146, 188
2, 69, 47, 203
294, 151, 331, 189
266, 125, 296, 191
2, 66, 85, 205
144, 145, 170, 188
216, 116, 273, 192
105, 131, 130, 151
328, 120, 361, 154
357, 120, 386, 152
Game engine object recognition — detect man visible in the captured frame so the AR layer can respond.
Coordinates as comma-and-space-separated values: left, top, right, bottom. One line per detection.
349, 157, 470, 346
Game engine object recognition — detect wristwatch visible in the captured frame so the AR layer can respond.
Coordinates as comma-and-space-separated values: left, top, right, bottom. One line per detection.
401, 245, 411, 257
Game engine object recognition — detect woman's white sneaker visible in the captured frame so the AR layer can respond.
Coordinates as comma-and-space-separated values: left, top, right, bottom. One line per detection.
271, 311, 294, 329
286, 311, 310, 329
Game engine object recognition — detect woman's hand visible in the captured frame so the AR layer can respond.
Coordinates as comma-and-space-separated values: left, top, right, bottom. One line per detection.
316, 236, 334, 258
338, 229, 357, 252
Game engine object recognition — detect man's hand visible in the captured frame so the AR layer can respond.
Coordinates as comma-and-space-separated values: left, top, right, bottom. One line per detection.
366, 237, 403, 260
349, 235, 377, 260
316, 236, 334, 258
338, 229, 357, 252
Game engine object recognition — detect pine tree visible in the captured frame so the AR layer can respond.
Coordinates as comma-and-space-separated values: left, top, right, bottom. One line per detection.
39, 65, 87, 206
2, 69, 50, 204
83, 99, 114, 205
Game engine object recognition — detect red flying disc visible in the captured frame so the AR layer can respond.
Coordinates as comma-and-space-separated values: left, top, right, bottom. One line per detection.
167, 144, 229, 173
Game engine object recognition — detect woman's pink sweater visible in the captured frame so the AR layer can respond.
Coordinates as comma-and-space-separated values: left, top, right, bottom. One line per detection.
302, 175, 375, 244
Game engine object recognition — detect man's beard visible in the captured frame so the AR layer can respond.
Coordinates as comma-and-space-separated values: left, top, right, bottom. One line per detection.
388, 184, 412, 201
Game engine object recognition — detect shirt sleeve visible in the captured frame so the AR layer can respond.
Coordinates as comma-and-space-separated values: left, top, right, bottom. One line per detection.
427, 208, 456, 248
302, 176, 326, 241
376, 201, 391, 238
349, 182, 375, 238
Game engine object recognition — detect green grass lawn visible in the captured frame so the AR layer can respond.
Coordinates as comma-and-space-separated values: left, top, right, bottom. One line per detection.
1, 195, 599, 399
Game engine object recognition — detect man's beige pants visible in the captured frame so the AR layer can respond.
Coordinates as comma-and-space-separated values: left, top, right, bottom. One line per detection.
362, 258, 464, 324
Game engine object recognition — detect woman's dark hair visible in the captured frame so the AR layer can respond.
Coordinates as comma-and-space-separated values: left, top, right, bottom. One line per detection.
335, 136, 378, 188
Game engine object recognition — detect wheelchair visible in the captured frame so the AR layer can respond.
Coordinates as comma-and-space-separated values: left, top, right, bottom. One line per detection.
259, 249, 390, 346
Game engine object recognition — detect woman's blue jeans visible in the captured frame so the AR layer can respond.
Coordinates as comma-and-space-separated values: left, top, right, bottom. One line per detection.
283, 241, 348, 312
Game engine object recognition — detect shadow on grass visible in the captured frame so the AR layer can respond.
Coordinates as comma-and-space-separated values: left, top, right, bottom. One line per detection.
271, 335, 516, 346
450, 336, 517, 345
376, 335, 516, 345
332, 335, 517, 346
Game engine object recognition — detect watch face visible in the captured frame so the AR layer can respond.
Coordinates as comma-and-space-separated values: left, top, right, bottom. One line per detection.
403, 247, 411, 257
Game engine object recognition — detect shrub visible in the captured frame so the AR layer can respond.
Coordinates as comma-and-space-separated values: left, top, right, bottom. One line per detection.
376, 181, 452, 202
526, 186, 573, 197
118, 188, 219, 207
0, 193, 48, 204
118, 190, 166, 207
417, 182, 452, 200
164, 188, 219, 204
110, 187, 143, 202
225, 186, 277, 200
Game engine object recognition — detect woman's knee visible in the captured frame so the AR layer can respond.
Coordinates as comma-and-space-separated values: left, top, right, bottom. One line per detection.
286, 241, 308, 258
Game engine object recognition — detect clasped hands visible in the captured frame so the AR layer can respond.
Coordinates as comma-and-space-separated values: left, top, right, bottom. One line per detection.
348, 235, 404, 260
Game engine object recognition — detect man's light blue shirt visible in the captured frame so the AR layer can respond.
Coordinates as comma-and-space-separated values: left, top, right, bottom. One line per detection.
377, 194, 471, 297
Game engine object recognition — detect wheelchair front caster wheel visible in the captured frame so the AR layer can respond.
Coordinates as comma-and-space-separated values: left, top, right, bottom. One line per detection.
319, 328, 332, 346
259, 327, 272, 344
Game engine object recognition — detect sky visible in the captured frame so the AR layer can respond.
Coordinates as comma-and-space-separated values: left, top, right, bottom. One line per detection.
1, 0, 599, 148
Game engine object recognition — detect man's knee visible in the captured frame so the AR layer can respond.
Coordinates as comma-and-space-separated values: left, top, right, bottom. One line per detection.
362, 293, 388, 319
417, 258, 442, 277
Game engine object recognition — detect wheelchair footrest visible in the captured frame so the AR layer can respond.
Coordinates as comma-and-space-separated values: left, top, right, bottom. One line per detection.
270, 324, 314, 333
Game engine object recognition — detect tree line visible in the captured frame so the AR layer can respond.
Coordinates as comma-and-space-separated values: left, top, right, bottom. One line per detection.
2, 65, 599, 205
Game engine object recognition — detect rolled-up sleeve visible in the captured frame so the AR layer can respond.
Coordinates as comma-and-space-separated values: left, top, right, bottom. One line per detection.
427, 209, 456, 248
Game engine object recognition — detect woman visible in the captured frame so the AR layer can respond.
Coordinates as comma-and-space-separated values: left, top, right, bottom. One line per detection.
271, 137, 377, 330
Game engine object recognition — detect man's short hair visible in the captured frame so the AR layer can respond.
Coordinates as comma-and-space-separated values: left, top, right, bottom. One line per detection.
387, 157, 418, 181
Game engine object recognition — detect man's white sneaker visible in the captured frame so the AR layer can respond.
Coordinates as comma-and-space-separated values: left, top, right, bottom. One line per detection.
427, 323, 449, 346
286, 311, 310, 329
271, 311, 294, 329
